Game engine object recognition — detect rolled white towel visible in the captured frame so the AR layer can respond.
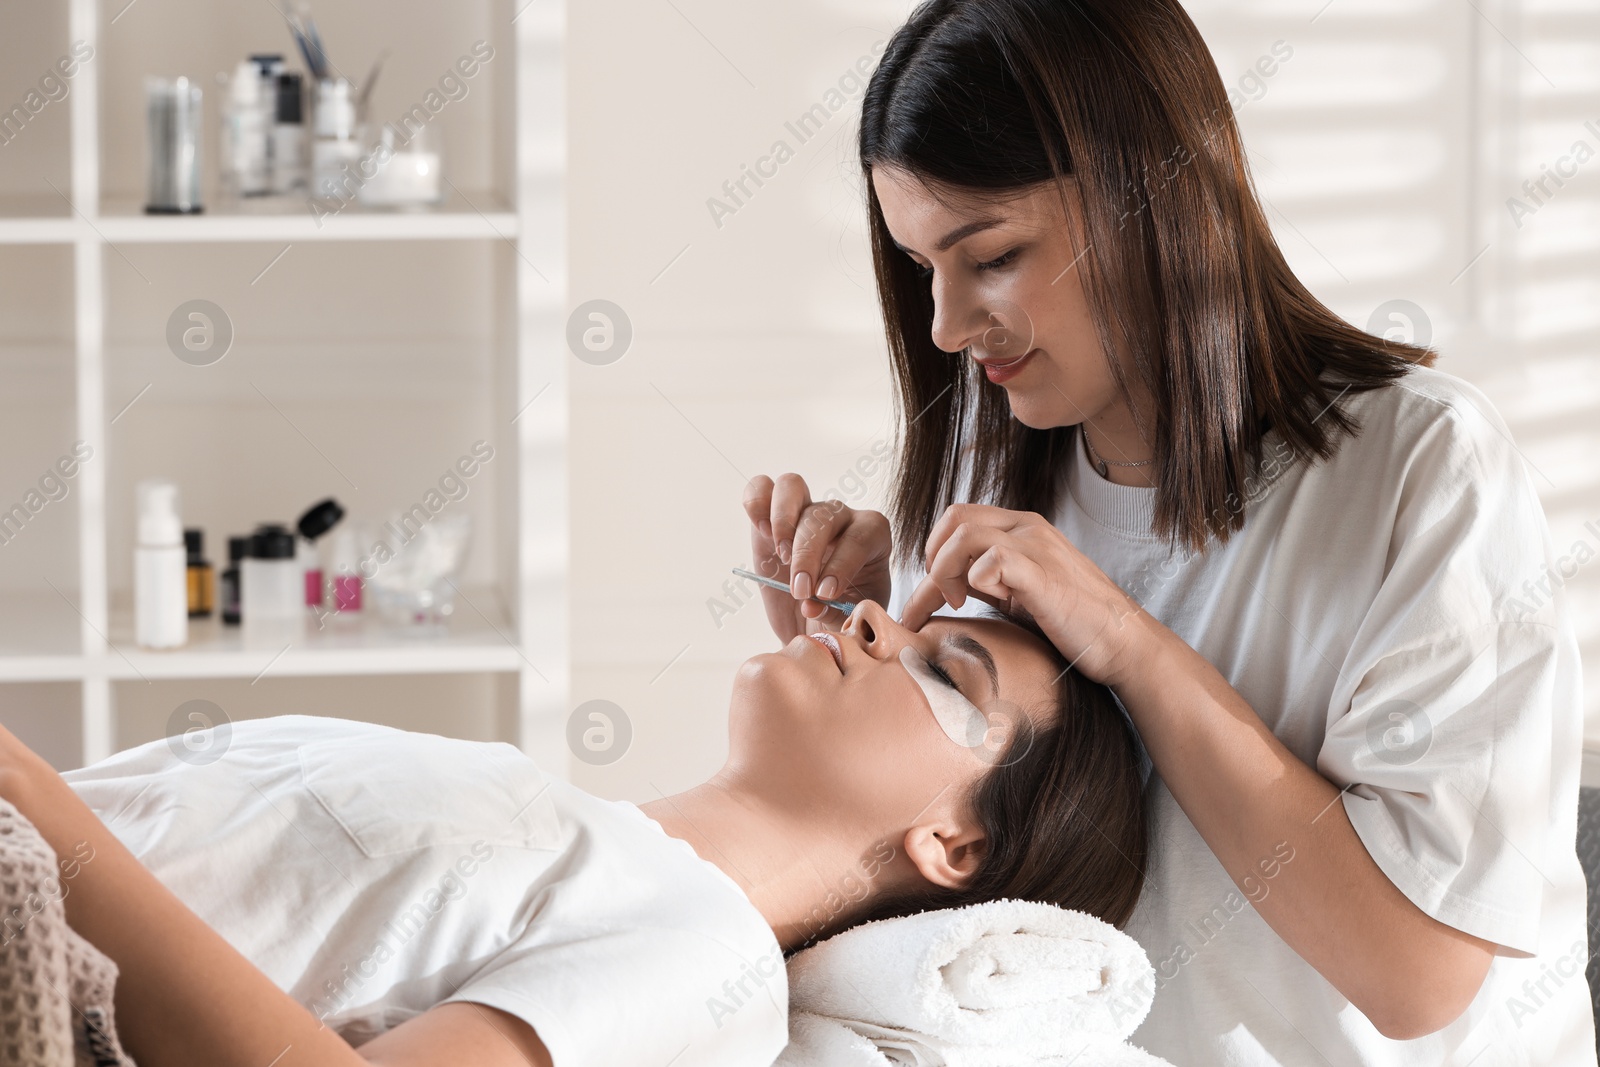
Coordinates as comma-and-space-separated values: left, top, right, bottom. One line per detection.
781, 1014, 1173, 1067
776, 898, 1170, 1067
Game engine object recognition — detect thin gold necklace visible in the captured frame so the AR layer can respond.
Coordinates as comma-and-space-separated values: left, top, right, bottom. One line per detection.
1081, 425, 1153, 479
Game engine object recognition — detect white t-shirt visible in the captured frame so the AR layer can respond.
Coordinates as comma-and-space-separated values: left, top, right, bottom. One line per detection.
891, 365, 1594, 1065
61, 715, 788, 1067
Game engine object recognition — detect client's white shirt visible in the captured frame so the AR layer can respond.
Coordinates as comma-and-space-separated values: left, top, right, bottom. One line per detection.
62, 715, 787, 1066
892, 365, 1594, 1065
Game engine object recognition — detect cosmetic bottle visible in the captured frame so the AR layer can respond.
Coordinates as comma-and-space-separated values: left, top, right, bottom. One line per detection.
221, 57, 279, 198
311, 78, 364, 198
220, 535, 248, 626
271, 72, 306, 194
327, 524, 363, 616
145, 77, 203, 214
134, 481, 188, 649
241, 524, 301, 624
185, 528, 214, 619
296, 498, 345, 609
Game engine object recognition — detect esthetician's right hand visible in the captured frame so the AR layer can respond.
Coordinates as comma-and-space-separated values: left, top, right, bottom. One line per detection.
744, 473, 893, 642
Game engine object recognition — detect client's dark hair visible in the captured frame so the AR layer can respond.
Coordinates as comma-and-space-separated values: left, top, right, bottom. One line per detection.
842, 608, 1147, 939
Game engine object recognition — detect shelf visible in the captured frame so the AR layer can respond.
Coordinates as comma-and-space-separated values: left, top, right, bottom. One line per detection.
97, 188, 519, 243
0, 591, 84, 682
0, 197, 79, 245
0, 189, 519, 245
101, 585, 525, 680
0, 587, 524, 682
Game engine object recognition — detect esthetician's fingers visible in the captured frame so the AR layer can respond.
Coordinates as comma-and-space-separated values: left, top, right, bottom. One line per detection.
964, 540, 1049, 613
920, 502, 1029, 569
789, 498, 891, 605
807, 507, 893, 609
743, 474, 786, 576
899, 573, 1009, 632
799, 599, 854, 630
897, 574, 950, 633
742, 474, 778, 549
766, 473, 817, 570
900, 522, 1011, 630
788, 500, 844, 602
744, 474, 837, 640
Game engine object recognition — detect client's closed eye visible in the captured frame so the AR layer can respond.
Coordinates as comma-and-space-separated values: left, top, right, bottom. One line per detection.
899, 645, 989, 749
928, 659, 962, 693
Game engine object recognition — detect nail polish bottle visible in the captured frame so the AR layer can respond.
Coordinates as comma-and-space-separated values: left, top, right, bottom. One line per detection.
220, 535, 248, 626
184, 528, 214, 618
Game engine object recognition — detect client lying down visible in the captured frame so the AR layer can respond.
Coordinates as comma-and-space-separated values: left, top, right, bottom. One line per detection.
0, 599, 1147, 1067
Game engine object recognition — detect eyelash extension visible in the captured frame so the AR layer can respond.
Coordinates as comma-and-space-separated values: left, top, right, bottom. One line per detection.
911, 248, 1019, 280
929, 660, 961, 693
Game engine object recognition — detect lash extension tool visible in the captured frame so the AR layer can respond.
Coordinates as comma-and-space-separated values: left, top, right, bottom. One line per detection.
731, 567, 859, 615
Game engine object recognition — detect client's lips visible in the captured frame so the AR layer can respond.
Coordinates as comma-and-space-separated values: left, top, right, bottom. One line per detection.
973, 348, 1031, 367
973, 348, 1037, 384
808, 632, 844, 673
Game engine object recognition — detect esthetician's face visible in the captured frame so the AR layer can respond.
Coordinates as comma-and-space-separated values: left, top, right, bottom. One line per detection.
871, 164, 1130, 429
725, 601, 1061, 832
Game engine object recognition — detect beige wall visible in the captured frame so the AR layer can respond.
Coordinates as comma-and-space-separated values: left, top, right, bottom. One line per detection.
568, 0, 1600, 802
567, 1, 902, 799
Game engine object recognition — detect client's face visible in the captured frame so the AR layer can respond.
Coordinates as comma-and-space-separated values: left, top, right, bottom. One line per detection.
726, 601, 1062, 835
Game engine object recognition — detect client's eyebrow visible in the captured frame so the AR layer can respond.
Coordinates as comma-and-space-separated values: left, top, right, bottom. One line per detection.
891, 217, 1006, 256
944, 633, 999, 698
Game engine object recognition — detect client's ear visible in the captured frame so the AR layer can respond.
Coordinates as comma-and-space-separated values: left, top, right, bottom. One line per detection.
901, 821, 987, 891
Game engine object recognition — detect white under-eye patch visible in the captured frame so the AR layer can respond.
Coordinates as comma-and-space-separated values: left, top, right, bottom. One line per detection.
899, 645, 988, 748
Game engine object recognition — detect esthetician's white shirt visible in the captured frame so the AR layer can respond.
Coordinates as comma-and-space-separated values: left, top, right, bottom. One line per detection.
63, 715, 787, 1067
892, 365, 1594, 1066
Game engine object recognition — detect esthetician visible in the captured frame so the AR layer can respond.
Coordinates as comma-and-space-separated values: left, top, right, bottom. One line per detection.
744, 1, 1594, 1063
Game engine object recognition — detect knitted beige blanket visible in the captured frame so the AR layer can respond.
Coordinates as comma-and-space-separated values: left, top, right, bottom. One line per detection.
0, 797, 135, 1067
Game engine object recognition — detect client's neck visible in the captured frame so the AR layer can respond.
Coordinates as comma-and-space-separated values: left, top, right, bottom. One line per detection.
640, 779, 901, 952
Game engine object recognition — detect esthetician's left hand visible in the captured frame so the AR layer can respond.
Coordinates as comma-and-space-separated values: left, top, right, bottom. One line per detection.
899, 503, 1151, 688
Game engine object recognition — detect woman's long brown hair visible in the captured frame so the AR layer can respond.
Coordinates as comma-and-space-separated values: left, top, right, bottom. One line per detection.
858, 0, 1437, 561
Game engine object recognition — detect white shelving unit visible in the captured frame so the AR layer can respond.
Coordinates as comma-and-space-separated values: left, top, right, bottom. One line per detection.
0, 0, 568, 770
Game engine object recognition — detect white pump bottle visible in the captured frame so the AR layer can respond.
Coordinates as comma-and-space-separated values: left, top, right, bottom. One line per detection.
134, 480, 188, 649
